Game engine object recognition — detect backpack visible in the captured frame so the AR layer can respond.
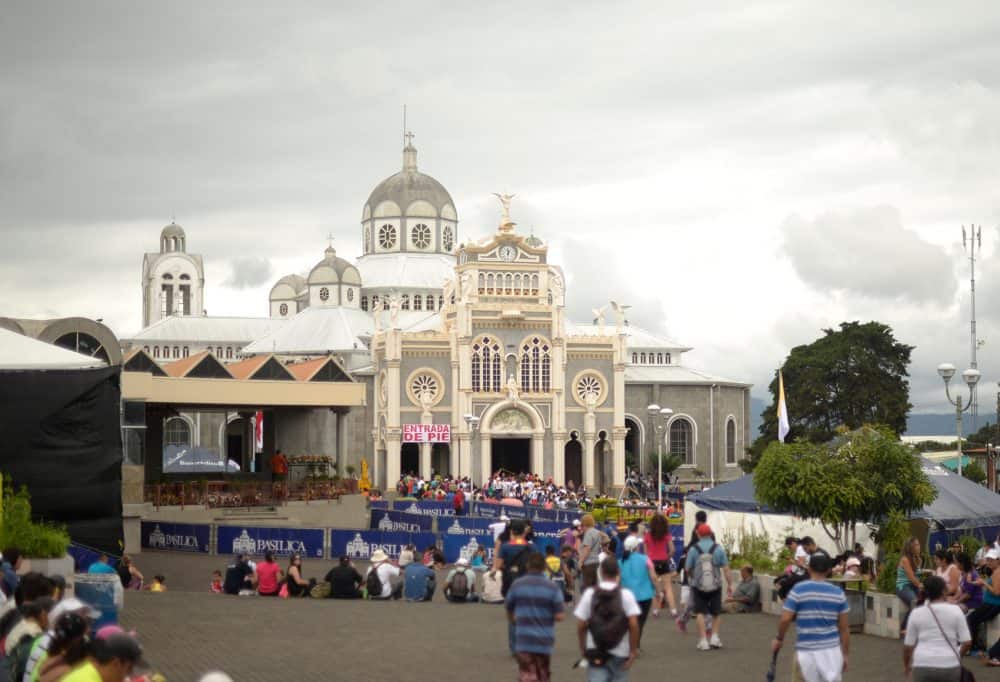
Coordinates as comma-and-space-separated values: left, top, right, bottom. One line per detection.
691, 543, 722, 593
366, 566, 384, 598
501, 545, 531, 595
310, 582, 331, 599
587, 587, 630, 660
450, 569, 470, 599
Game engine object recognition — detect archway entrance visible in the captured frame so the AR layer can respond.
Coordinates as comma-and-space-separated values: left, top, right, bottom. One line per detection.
491, 438, 531, 475
564, 436, 582, 488
624, 417, 641, 473
401, 443, 419, 477
226, 418, 245, 471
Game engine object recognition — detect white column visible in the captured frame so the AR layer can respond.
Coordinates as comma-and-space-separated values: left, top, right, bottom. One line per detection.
452, 434, 464, 479
386, 433, 401, 490
477, 436, 490, 486
531, 435, 544, 478
583, 435, 596, 488
552, 432, 566, 486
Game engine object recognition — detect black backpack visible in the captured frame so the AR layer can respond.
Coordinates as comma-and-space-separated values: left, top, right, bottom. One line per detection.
587, 587, 630, 663
501, 545, 531, 596
450, 569, 470, 599
366, 566, 384, 598
775, 566, 808, 599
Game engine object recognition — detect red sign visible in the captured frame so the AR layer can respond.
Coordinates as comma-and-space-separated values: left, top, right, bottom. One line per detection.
403, 424, 451, 443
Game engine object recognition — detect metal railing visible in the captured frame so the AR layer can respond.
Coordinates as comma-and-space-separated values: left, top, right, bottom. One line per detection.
143, 479, 354, 509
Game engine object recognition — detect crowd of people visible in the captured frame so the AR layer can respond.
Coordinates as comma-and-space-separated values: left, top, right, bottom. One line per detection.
395, 470, 596, 509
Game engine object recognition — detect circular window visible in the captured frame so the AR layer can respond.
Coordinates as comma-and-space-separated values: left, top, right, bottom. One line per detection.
347, 288, 354, 302
572, 371, 607, 408
378, 224, 397, 249
443, 226, 454, 251
279, 303, 288, 316
411, 224, 431, 249
319, 287, 330, 302
406, 368, 445, 408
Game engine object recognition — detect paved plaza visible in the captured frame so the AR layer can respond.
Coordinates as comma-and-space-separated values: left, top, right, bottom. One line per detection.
112, 551, 937, 681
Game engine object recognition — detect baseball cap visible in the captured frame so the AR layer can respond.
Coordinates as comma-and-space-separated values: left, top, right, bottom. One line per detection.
50, 597, 101, 622
94, 633, 146, 667
696, 523, 713, 537
623, 536, 642, 552
456, 557, 469, 567
572, 519, 581, 527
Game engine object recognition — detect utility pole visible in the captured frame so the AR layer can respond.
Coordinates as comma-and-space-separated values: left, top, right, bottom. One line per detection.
963, 225, 983, 429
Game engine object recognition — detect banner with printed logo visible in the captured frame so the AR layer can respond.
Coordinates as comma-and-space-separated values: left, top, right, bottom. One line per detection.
439, 516, 495, 536
368, 500, 389, 510
329, 530, 437, 561
369, 509, 434, 533
470, 501, 503, 518
392, 500, 455, 516
141, 521, 210, 554
217, 526, 325, 558
441, 533, 495, 564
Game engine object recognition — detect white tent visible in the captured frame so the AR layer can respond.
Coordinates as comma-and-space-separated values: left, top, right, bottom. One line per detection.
0, 328, 107, 370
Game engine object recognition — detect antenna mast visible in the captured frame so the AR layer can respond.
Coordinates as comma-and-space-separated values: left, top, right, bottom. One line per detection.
964, 224, 983, 428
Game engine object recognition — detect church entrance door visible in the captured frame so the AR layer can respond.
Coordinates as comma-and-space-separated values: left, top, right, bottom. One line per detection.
564, 438, 582, 488
401, 443, 419, 477
491, 438, 531, 475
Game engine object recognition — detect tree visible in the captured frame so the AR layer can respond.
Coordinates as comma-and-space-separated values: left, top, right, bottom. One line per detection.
962, 459, 988, 485
743, 321, 913, 472
753, 426, 936, 551
645, 452, 682, 479
966, 421, 998, 446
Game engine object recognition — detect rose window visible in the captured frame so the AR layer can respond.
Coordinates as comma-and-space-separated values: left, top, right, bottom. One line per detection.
378, 224, 397, 249
411, 224, 431, 249
576, 375, 603, 403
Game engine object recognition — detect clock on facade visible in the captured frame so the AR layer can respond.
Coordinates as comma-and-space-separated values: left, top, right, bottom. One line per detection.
498, 245, 517, 262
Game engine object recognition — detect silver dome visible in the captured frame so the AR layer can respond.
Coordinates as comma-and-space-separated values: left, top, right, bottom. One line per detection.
363, 143, 455, 219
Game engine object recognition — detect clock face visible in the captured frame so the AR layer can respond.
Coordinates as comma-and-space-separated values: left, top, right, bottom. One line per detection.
499, 246, 517, 262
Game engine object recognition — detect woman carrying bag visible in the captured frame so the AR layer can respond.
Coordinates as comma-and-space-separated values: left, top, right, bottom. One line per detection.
902, 575, 973, 682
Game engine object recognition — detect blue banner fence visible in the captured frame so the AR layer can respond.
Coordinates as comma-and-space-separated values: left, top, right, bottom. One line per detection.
140, 521, 211, 554
217, 526, 325, 559
330, 530, 438, 561
369, 509, 435, 532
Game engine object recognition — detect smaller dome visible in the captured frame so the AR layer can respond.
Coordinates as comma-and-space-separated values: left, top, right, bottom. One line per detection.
270, 274, 306, 301
307, 246, 362, 286
161, 222, 185, 239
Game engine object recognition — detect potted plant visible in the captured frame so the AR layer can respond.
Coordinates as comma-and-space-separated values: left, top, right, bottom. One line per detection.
1, 480, 72, 577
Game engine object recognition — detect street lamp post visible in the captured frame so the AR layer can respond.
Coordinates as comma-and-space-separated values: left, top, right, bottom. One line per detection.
937, 363, 981, 477
647, 404, 673, 510
463, 413, 480, 485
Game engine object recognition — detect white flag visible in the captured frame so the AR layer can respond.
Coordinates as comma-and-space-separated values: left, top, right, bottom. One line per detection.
777, 370, 790, 443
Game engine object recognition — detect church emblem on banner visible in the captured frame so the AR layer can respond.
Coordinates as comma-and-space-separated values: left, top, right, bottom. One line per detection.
148, 525, 167, 549
346, 533, 371, 559
232, 530, 255, 555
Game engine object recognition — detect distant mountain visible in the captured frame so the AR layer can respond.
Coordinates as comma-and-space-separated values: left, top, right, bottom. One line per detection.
905, 413, 985, 437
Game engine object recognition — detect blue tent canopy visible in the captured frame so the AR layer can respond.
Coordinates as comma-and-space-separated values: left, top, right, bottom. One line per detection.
689, 459, 1000, 532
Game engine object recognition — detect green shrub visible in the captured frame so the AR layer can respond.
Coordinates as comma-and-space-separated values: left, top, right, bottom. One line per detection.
956, 535, 983, 559
875, 552, 900, 594
722, 527, 780, 574
0, 482, 70, 558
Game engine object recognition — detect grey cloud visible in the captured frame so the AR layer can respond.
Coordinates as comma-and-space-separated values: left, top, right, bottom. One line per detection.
781, 206, 957, 304
222, 257, 273, 290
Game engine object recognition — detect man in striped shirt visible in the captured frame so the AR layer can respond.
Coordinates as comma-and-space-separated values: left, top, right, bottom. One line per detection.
772, 552, 850, 682
505, 551, 566, 682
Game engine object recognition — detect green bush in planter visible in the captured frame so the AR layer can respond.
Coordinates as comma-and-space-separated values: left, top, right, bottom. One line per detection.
0, 483, 70, 558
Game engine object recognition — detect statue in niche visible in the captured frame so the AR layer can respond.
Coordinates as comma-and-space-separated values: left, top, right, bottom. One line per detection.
506, 374, 520, 403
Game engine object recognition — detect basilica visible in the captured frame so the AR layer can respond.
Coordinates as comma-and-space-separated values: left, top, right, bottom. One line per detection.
125, 136, 751, 492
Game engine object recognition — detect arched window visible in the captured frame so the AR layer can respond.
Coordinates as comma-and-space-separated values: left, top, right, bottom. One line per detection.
438, 296, 444, 309
478, 273, 485, 294
361, 296, 369, 312
726, 419, 737, 464
216, 346, 223, 356
371, 295, 380, 310
143, 346, 150, 353
153, 346, 160, 358
164, 417, 191, 447
519, 337, 551, 392
657, 353, 663, 364
425, 295, 435, 311
413, 294, 423, 311
182, 346, 189, 358
669, 419, 694, 465
172, 346, 180, 359
226, 347, 233, 359
180, 274, 190, 280
632, 353, 637, 364
401, 294, 410, 310
640, 353, 646, 364
471, 336, 502, 392
665, 353, 671, 364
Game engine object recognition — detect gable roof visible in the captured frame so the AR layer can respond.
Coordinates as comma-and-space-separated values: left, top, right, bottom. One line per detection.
161, 351, 233, 379
227, 355, 295, 381
287, 356, 354, 382
122, 348, 167, 376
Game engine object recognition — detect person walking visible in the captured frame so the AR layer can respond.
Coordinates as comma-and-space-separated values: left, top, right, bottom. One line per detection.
494, 519, 537, 655
574, 556, 640, 681
619, 537, 657, 648
642, 513, 677, 617
684, 523, 729, 651
505, 551, 565, 682
578, 515, 603, 590
903, 575, 971, 681
772, 553, 850, 682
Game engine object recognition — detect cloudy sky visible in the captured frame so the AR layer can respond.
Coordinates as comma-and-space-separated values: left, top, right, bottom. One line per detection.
3, 1, 1000, 416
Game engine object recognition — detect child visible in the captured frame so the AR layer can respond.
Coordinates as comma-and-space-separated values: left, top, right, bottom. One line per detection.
470, 545, 487, 571
210, 570, 223, 593
148, 575, 167, 592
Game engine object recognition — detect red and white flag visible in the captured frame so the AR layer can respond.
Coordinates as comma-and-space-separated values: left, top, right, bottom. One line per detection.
254, 411, 264, 452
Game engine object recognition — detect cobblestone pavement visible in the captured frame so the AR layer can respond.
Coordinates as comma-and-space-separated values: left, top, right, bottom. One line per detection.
119, 552, 921, 681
